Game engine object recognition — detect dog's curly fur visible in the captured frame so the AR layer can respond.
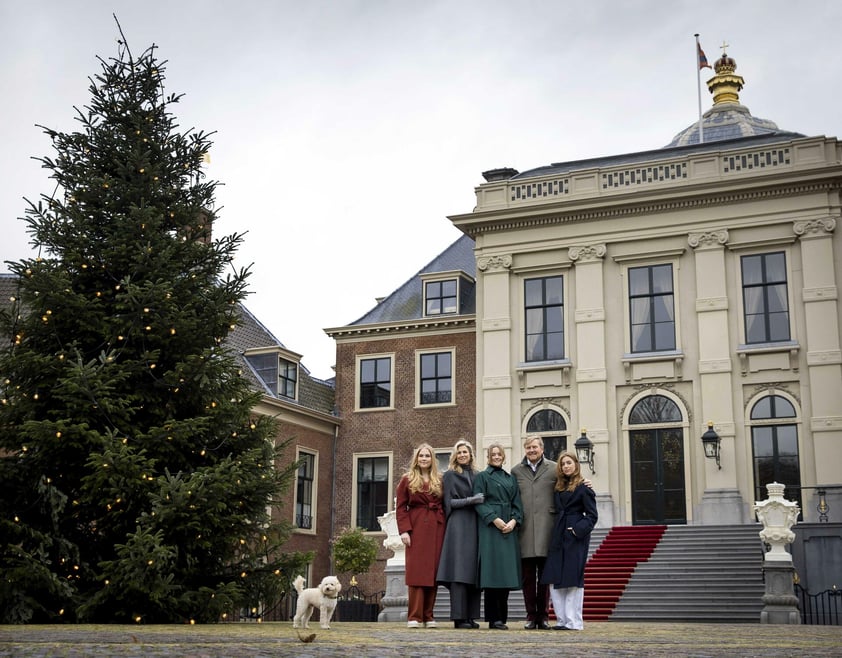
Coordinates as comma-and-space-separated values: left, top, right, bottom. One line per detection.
292, 574, 342, 630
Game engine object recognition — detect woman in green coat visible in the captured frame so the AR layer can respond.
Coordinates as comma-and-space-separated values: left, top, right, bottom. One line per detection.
473, 442, 524, 630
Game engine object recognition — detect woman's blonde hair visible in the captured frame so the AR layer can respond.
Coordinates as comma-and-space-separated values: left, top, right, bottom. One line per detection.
555, 451, 584, 492
448, 439, 476, 474
405, 442, 442, 496
485, 442, 507, 465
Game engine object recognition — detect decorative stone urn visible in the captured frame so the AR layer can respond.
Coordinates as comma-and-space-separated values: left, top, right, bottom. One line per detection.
376, 503, 408, 621
754, 481, 800, 562
376, 507, 405, 567
754, 482, 801, 624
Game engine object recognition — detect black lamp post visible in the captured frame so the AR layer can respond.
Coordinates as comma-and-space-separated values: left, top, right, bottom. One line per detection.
701, 421, 721, 470
574, 429, 595, 474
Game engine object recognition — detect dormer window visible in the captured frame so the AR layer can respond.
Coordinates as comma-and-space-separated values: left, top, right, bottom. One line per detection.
421, 270, 474, 318
244, 349, 299, 400
425, 279, 457, 315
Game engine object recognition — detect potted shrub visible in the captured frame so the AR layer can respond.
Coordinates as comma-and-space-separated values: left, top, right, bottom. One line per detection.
331, 527, 379, 621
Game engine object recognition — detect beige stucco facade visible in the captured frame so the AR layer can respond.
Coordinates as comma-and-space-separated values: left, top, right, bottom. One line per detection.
450, 133, 842, 527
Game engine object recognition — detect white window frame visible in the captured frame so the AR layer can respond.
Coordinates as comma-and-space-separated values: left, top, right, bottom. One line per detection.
351, 451, 393, 532
735, 247, 796, 348
615, 254, 683, 358
521, 272, 569, 363
355, 353, 395, 411
293, 447, 318, 535
415, 347, 456, 408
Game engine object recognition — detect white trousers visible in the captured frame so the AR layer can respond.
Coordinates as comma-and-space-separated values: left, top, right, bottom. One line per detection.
549, 586, 584, 630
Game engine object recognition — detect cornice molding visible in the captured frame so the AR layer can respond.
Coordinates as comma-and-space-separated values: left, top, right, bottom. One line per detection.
459, 180, 839, 236
326, 316, 476, 340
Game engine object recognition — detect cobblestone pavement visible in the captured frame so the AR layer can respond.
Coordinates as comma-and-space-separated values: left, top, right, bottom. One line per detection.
2, 621, 841, 657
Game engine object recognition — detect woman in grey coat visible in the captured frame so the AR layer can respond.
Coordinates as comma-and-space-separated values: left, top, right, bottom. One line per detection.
436, 439, 484, 629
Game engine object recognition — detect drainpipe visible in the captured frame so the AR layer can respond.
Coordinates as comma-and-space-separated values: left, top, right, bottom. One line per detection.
330, 423, 338, 574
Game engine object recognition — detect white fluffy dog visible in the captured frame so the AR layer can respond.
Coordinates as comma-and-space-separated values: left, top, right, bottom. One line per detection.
292, 574, 342, 629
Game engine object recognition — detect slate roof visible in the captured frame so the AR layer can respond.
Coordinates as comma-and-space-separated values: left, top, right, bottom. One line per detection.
350, 233, 476, 326
228, 304, 336, 415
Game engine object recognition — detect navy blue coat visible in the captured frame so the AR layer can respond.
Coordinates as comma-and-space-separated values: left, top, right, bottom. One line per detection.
540, 483, 597, 588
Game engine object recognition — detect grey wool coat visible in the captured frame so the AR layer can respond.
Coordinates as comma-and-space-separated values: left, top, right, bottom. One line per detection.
473, 465, 524, 590
436, 467, 480, 587
511, 457, 558, 559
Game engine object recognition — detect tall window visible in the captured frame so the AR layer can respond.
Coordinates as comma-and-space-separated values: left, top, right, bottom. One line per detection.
419, 352, 452, 405
356, 456, 389, 531
279, 358, 297, 399
525, 276, 564, 361
359, 357, 392, 408
751, 395, 802, 512
425, 279, 458, 316
629, 264, 675, 353
742, 252, 790, 344
295, 452, 315, 530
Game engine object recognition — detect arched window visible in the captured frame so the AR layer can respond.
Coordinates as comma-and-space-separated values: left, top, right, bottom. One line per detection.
629, 395, 682, 424
526, 409, 567, 461
527, 409, 566, 432
750, 395, 801, 512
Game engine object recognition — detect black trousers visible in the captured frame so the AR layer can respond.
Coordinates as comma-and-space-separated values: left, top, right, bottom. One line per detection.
483, 588, 509, 623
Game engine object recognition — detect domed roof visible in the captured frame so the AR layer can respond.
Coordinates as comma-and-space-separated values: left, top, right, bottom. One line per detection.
665, 50, 798, 147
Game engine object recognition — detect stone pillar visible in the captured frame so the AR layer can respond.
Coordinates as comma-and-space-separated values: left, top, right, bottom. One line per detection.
794, 218, 842, 496
476, 253, 514, 456
689, 230, 743, 524
376, 509, 408, 621
754, 482, 801, 624
569, 244, 612, 525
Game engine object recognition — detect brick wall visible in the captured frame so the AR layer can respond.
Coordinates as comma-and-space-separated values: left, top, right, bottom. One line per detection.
332, 328, 476, 594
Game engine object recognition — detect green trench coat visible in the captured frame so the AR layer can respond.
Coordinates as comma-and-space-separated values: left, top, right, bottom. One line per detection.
473, 465, 523, 590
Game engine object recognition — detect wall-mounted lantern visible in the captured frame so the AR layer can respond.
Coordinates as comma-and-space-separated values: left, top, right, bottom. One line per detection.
701, 421, 721, 470
574, 429, 595, 475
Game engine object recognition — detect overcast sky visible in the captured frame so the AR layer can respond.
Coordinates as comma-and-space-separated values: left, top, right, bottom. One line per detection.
2, 1, 840, 380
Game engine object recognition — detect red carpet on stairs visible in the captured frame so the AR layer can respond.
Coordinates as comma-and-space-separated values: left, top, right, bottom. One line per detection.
582, 525, 666, 621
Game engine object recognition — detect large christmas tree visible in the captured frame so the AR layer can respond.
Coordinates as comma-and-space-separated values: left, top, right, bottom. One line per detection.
0, 28, 304, 623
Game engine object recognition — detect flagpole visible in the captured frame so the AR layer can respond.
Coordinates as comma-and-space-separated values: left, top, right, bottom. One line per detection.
695, 33, 704, 144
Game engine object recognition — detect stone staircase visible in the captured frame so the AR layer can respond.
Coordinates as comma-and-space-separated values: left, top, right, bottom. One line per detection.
609, 524, 766, 622
584, 525, 666, 620
432, 524, 766, 624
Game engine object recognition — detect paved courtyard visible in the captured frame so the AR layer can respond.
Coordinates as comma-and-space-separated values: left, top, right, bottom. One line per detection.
2, 621, 841, 657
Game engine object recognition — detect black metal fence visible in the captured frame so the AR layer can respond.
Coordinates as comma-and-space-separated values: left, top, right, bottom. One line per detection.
226, 583, 384, 623
333, 584, 384, 622
795, 584, 842, 625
